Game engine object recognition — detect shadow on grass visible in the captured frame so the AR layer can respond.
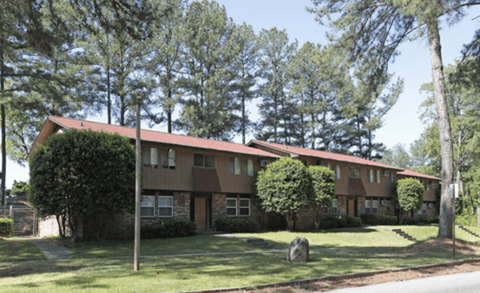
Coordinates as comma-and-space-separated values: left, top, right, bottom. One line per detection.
0, 263, 83, 278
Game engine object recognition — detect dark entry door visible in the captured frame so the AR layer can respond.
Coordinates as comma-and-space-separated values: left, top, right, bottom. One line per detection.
194, 197, 206, 230
348, 200, 355, 217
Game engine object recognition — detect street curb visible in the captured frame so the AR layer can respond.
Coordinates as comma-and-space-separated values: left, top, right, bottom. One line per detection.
176, 257, 480, 293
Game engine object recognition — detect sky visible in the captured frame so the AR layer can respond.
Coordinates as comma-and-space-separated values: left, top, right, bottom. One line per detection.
3, 0, 480, 188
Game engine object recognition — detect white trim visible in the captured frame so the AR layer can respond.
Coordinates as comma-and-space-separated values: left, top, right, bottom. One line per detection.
158, 195, 173, 218
239, 198, 251, 216
226, 198, 237, 217
140, 195, 155, 218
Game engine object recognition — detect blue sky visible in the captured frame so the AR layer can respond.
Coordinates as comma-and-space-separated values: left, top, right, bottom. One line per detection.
4, 0, 480, 188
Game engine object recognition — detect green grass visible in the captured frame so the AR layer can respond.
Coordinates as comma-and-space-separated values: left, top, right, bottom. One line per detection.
0, 237, 46, 262
53, 234, 262, 259
1, 226, 479, 292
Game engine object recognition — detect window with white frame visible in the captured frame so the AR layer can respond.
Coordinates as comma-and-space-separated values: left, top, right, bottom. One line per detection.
365, 200, 371, 214
243, 159, 254, 176
162, 149, 176, 169
386, 200, 391, 211
158, 196, 173, 217
229, 157, 241, 175
330, 199, 338, 214
336, 165, 341, 180
372, 200, 378, 213
390, 172, 394, 181
141, 196, 155, 217
376, 170, 381, 183
142, 147, 159, 168
422, 203, 427, 215
368, 170, 374, 182
194, 153, 215, 168
226, 198, 237, 216
239, 199, 250, 216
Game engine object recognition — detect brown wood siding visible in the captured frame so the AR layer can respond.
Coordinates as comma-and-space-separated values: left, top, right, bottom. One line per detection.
397, 175, 439, 202
142, 143, 264, 194
300, 156, 397, 198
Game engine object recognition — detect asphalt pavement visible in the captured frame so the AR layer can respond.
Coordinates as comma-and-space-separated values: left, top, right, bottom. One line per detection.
323, 271, 480, 293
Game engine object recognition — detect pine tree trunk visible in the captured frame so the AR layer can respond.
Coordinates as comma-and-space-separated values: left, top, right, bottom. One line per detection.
467, 186, 474, 215
427, 15, 454, 239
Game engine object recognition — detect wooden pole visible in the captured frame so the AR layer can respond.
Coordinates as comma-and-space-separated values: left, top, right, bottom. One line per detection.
134, 97, 141, 271
452, 196, 455, 260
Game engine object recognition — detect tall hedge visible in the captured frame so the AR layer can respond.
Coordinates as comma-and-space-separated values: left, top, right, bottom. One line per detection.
256, 157, 310, 230
308, 165, 336, 229
0, 218, 13, 236
29, 129, 135, 242
395, 178, 424, 224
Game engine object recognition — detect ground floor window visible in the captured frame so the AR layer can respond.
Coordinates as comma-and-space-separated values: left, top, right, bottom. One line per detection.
141, 196, 155, 217
158, 196, 173, 217
226, 198, 237, 216
239, 199, 250, 216
372, 200, 378, 213
365, 199, 371, 214
330, 199, 338, 214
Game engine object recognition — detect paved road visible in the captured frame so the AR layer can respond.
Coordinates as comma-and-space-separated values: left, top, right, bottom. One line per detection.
324, 271, 480, 293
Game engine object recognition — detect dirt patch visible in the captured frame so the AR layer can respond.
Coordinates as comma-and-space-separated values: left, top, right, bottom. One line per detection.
221, 240, 480, 293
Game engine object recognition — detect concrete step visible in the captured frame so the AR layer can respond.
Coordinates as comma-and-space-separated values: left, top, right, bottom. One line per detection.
392, 228, 416, 242
457, 225, 480, 238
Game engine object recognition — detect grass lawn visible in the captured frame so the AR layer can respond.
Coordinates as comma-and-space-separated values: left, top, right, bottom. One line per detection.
0, 237, 46, 262
2, 226, 479, 292
52, 234, 263, 259
381, 224, 480, 243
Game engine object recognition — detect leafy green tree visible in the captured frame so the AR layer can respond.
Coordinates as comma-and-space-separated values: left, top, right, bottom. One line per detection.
178, 0, 240, 140
29, 129, 135, 242
256, 157, 310, 230
308, 0, 480, 238
381, 143, 412, 169
307, 166, 336, 229
394, 178, 425, 224
256, 27, 297, 144
7, 180, 30, 198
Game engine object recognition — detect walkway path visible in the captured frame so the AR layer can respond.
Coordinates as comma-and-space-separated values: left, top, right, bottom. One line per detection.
27, 238, 71, 260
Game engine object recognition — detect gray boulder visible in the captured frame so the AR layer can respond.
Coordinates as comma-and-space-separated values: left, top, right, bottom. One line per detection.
286, 236, 309, 262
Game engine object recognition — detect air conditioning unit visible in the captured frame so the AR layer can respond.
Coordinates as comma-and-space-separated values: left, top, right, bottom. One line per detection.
428, 203, 434, 208
380, 200, 386, 206
259, 160, 268, 167
382, 171, 389, 176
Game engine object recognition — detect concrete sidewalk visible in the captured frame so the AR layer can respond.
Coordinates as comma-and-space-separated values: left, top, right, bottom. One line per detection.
27, 238, 71, 260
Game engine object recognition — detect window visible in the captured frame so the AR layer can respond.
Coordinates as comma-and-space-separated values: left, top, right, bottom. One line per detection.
422, 203, 427, 215
158, 196, 173, 217
229, 157, 241, 175
239, 199, 250, 216
194, 153, 215, 168
390, 172, 394, 181
303, 160, 311, 167
386, 200, 391, 211
425, 181, 429, 190
162, 149, 176, 169
376, 170, 381, 183
365, 200, 371, 214
322, 206, 329, 214
372, 200, 378, 213
330, 199, 338, 214
350, 168, 360, 178
336, 165, 341, 180
143, 147, 159, 168
368, 170, 374, 182
243, 159, 254, 176
140, 196, 155, 217
226, 198, 237, 216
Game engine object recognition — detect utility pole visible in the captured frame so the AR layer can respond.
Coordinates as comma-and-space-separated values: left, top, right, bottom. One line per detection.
1, 42, 6, 218
134, 97, 142, 271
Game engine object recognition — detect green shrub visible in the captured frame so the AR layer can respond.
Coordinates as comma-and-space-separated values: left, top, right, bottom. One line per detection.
360, 213, 397, 225
215, 218, 260, 233
266, 213, 287, 231
405, 216, 439, 225
0, 218, 14, 236
141, 220, 196, 239
317, 215, 362, 229
456, 212, 477, 227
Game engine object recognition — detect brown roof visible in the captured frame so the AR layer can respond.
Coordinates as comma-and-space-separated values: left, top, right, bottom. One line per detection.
397, 169, 441, 181
248, 140, 404, 171
44, 116, 279, 158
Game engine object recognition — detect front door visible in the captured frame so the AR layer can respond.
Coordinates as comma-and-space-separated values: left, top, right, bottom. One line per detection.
194, 197, 206, 230
348, 200, 355, 217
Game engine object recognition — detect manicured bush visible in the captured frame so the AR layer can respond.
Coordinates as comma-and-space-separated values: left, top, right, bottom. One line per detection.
0, 218, 14, 236
394, 178, 424, 224
360, 213, 397, 225
215, 218, 260, 233
405, 216, 439, 225
317, 215, 362, 229
307, 166, 336, 229
141, 220, 196, 239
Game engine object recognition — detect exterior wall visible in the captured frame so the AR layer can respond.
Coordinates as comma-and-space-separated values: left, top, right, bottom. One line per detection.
357, 197, 366, 215
212, 193, 226, 226
38, 215, 59, 237
397, 175, 440, 202
142, 143, 269, 194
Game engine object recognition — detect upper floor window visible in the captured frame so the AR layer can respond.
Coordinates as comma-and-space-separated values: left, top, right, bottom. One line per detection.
142, 147, 158, 168
335, 165, 341, 180
243, 159, 254, 176
390, 172, 394, 181
162, 149, 176, 170
194, 153, 215, 168
303, 160, 311, 167
229, 157, 241, 175
350, 168, 360, 178
425, 181, 429, 190
368, 170, 374, 182
376, 170, 381, 183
